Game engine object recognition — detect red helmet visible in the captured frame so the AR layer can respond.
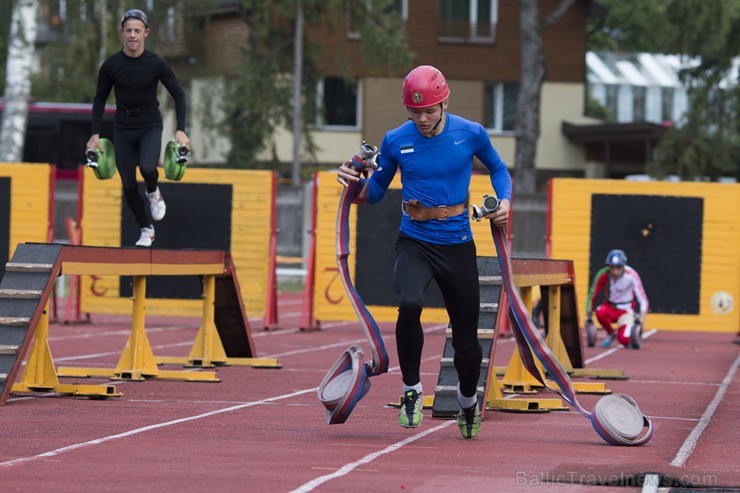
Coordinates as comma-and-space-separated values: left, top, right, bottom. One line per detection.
402, 65, 450, 108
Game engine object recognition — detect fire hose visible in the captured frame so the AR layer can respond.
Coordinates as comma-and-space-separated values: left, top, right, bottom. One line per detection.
474, 195, 653, 446
318, 141, 389, 424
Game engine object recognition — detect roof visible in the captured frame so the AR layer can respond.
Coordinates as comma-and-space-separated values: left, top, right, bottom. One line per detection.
562, 121, 670, 143
587, 51, 690, 88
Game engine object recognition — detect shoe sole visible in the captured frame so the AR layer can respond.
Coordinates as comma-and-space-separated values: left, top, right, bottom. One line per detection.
399, 416, 422, 428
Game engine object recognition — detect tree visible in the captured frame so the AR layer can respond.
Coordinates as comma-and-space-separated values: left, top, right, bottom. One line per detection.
30, 0, 187, 103
648, 0, 739, 180
587, 0, 672, 53
0, 1, 12, 96
0, 0, 39, 162
514, 0, 577, 195
587, 0, 739, 181
199, 0, 413, 177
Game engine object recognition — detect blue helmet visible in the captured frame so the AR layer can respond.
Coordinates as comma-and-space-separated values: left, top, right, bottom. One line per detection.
605, 249, 627, 267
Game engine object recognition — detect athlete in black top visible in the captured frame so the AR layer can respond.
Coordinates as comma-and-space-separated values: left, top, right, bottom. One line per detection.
87, 8, 190, 247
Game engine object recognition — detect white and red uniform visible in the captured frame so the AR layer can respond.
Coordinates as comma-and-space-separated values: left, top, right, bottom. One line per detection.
586, 266, 649, 346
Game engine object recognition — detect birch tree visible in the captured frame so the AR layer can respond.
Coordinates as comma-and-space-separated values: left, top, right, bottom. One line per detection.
0, 0, 39, 162
515, 0, 576, 194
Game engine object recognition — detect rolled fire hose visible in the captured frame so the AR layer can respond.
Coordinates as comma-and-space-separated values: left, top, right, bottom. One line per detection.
474, 195, 653, 446
318, 142, 390, 424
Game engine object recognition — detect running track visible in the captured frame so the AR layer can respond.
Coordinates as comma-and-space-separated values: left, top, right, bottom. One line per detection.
0, 293, 738, 492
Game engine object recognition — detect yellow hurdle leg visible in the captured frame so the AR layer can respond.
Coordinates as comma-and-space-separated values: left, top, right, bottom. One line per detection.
113, 275, 159, 380
13, 302, 121, 398
186, 275, 228, 367
501, 286, 545, 393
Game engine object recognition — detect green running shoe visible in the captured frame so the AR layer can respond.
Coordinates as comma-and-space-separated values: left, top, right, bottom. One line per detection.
457, 403, 481, 439
398, 390, 423, 428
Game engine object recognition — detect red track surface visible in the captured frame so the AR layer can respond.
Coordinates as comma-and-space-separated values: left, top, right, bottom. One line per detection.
1, 293, 738, 492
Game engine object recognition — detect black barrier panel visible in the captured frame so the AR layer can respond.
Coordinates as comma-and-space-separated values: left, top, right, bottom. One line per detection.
120, 183, 232, 299
0, 178, 10, 281
355, 188, 444, 308
589, 194, 702, 315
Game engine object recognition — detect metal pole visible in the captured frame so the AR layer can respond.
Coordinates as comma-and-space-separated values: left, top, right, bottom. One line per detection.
291, 0, 304, 186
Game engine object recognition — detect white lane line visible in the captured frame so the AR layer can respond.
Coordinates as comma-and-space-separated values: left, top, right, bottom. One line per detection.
641, 473, 661, 493
670, 353, 739, 468
288, 420, 456, 493
584, 329, 657, 365
1, 352, 440, 463
48, 325, 196, 342
0, 387, 318, 468
278, 299, 305, 307
263, 323, 448, 359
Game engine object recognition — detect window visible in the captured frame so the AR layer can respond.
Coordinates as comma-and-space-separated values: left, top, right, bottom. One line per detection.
438, 0, 498, 42
633, 86, 646, 121
605, 84, 619, 120
347, 0, 407, 39
166, 6, 176, 41
484, 82, 518, 132
313, 77, 361, 129
661, 87, 674, 122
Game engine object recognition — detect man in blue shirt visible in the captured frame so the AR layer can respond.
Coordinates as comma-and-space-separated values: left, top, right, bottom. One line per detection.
337, 65, 511, 439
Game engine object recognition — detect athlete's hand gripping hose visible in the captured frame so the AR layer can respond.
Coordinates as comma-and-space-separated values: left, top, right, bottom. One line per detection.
318, 141, 389, 424
473, 196, 653, 446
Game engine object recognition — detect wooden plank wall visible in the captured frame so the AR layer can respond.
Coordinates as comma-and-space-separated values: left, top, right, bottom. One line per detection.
312, 171, 505, 323
0, 163, 51, 258
79, 167, 274, 318
549, 178, 740, 332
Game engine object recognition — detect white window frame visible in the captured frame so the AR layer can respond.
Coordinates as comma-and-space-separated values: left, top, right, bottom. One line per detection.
438, 0, 498, 44
314, 77, 362, 131
485, 81, 517, 134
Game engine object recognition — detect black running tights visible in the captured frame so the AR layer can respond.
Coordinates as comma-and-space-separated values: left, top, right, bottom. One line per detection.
393, 234, 482, 398
113, 125, 162, 228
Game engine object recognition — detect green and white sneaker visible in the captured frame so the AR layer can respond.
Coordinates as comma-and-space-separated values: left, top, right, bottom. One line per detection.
398, 390, 423, 428
457, 403, 481, 439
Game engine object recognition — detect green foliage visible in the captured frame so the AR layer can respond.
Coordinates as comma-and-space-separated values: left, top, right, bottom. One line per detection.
585, 95, 613, 122
648, 125, 737, 181
588, 0, 672, 53
590, 0, 739, 182
341, 0, 414, 75
651, 0, 740, 181
29, 0, 190, 102
201, 0, 413, 169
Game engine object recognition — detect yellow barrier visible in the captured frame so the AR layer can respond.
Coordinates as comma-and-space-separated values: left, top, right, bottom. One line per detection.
312, 171, 499, 323
549, 178, 739, 332
79, 167, 275, 319
0, 162, 52, 260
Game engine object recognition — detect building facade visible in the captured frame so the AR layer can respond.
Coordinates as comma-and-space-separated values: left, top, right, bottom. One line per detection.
175, 0, 603, 188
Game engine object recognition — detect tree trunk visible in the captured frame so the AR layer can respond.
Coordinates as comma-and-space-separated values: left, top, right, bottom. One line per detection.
0, 0, 39, 163
514, 0, 545, 195
514, 0, 577, 195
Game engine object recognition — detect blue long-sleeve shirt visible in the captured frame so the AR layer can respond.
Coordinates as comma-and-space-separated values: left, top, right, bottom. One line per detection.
359, 113, 512, 245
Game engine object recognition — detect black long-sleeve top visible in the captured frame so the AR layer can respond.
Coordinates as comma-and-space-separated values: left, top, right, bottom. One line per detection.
91, 49, 186, 134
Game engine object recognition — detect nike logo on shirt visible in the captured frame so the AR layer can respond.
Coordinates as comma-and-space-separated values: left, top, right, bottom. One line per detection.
454, 139, 465, 145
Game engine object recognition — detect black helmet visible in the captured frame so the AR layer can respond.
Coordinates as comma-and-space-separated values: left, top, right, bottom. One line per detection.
121, 9, 148, 28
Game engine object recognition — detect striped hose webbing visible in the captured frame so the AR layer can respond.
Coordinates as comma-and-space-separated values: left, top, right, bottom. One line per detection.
335, 177, 389, 377
489, 221, 653, 446
318, 149, 389, 424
